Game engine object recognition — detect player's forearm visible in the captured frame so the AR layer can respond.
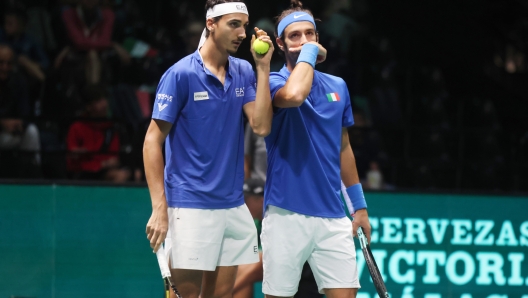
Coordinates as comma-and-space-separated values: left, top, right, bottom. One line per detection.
251, 67, 273, 136
143, 140, 167, 210
341, 147, 367, 216
341, 128, 360, 186
341, 145, 360, 187
280, 63, 314, 106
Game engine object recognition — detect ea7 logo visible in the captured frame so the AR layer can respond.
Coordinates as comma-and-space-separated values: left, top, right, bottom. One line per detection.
158, 103, 168, 111
235, 87, 244, 97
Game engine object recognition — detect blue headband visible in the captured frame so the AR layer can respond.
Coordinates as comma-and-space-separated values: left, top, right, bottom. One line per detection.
277, 12, 316, 37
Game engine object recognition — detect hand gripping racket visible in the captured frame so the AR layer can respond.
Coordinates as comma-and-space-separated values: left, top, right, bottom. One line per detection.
155, 246, 183, 298
357, 227, 390, 298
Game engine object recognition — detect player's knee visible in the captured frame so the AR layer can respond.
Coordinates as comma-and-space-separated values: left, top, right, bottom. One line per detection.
174, 286, 200, 298
208, 284, 234, 298
324, 288, 357, 298
173, 293, 199, 298
213, 290, 232, 298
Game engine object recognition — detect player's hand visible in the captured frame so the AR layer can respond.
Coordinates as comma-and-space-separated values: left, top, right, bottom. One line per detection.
288, 41, 327, 65
250, 27, 274, 69
352, 209, 371, 244
308, 42, 327, 64
146, 206, 169, 252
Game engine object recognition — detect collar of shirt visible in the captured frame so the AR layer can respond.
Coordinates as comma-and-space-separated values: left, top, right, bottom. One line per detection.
192, 50, 233, 92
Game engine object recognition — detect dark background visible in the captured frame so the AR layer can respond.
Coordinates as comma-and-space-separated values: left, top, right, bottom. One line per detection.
0, 0, 526, 192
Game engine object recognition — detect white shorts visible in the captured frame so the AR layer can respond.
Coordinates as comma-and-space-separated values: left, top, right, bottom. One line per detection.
165, 204, 259, 271
261, 205, 360, 296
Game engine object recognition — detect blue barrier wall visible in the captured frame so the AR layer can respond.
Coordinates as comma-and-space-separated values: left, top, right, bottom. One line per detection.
0, 184, 159, 298
1, 184, 527, 298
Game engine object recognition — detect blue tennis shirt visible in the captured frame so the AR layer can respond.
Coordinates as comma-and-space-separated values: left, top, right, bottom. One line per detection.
152, 50, 256, 209
264, 65, 354, 218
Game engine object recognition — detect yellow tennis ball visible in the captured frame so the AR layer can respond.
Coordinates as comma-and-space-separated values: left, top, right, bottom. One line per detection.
253, 39, 270, 55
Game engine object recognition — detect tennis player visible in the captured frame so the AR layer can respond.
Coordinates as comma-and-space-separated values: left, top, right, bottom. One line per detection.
261, 1, 371, 297
144, 1, 274, 297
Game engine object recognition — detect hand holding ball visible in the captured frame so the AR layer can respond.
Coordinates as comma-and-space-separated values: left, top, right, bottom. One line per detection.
253, 39, 270, 55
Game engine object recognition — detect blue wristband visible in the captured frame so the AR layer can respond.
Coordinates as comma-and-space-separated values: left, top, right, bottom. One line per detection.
296, 43, 319, 68
346, 183, 367, 211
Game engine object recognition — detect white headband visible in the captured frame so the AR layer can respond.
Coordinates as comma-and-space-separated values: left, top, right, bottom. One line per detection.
198, 2, 249, 49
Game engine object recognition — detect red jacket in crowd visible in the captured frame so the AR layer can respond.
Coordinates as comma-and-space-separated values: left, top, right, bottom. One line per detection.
62, 6, 115, 51
66, 121, 120, 173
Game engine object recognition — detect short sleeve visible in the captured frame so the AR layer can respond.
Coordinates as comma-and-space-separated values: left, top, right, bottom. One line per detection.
342, 84, 354, 127
152, 68, 187, 124
269, 73, 287, 100
242, 63, 257, 105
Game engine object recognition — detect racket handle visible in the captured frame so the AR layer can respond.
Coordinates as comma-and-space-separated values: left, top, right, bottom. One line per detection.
357, 226, 369, 247
156, 246, 171, 278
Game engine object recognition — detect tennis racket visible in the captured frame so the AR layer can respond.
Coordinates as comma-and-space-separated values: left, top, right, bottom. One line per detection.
155, 246, 183, 298
357, 227, 390, 298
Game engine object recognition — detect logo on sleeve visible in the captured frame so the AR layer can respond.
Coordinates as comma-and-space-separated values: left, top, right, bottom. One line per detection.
157, 94, 173, 101
157, 103, 168, 111
194, 91, 209, 101
235, 87, 245, 97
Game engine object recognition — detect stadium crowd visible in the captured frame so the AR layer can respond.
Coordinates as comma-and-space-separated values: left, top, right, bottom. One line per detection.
0, 0, 526, 192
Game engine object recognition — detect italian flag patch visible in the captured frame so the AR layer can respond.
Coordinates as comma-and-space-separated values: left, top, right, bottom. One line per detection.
326, 92, 340, 102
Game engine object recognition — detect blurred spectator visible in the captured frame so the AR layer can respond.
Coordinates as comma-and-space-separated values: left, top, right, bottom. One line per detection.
52, 0, 130, 118
244, 125, 267, 183
368, 42, 402, 128
0, 0, 518, 192
130, 19, 203, 86
234, 178, 264, 298
317, 0, 362, 91
465, 98, 500, 130
366, 161, 383, 190
25, 4, 57, 54
242, 178, 265, 232
112, 0, 146, 44
66, 84, 130, 182
0, 8, 49, 82
349, 111, 386, 179
62, 0, 114, 52
59, 0, 117, 84
319, 0, 359, 56
0, 44, 41, 177
504, 44, 525, 74
413, 68, 451, 130
241, 125, 267, 295
180, 20, 204, 56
